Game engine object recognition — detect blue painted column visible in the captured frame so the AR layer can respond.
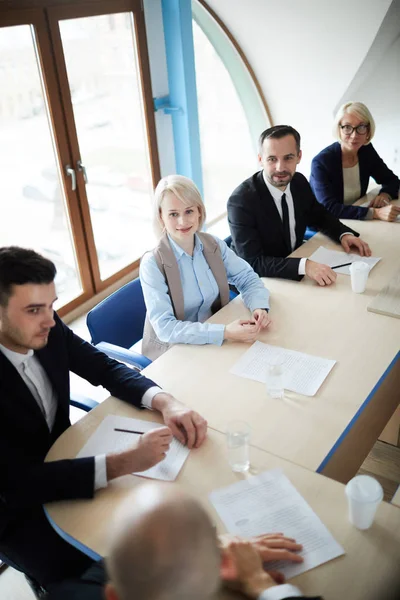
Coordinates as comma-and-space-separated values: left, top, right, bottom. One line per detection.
161, 0, 204, 195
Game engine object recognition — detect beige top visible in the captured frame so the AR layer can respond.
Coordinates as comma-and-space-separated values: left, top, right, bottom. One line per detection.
343, 164, 361, 204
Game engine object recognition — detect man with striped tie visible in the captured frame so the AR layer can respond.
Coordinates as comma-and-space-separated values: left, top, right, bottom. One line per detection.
227, 125, 370, 286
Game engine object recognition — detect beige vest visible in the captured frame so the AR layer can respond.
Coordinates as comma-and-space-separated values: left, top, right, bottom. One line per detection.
142, 233, 230, 360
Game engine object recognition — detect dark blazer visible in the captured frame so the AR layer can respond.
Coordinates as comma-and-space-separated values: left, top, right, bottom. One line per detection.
310, 142, 400, 219
0, 314, 157, 585
227, 171, 358, 280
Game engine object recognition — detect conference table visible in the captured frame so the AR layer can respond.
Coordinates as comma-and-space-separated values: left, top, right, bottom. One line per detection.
46, 398, 400, 600
45, 197, 400, 598
140, 213, 400, 483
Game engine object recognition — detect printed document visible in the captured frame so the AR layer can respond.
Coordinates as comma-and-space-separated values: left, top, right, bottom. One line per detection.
308, 245, 381, 274
76, 415, 190, 481
209, 468, 344, 579
230, 341, 335, 396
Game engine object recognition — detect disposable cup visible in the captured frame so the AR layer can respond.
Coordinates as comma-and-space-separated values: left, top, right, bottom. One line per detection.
349, 262, 370, 293
345, 475, 383, 530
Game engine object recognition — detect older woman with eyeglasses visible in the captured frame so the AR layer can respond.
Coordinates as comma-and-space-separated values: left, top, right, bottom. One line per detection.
310, 102, 400, 221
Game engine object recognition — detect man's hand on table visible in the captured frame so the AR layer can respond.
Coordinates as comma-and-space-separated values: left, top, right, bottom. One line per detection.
106, 426, 173, 480
221, 539, 281, 598
340, 234, 371, 256
305, 259, 337, 286
219, 532, 303, 564
368, 193, 391, 208
152, 392, 208, 449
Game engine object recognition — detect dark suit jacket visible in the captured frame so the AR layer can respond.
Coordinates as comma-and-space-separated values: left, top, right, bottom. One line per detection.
227, 171, 358, 280
310, 142, 400, 219
0, 314, 157, 583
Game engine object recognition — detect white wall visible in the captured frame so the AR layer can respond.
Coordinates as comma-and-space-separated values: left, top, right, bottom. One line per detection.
204, 0, 393, 175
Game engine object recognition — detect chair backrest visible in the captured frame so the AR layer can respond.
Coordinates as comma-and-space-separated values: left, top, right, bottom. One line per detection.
87, 277, 146, 349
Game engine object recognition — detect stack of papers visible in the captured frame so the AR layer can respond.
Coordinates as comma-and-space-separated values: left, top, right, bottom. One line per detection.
210, 468, 344, 579
308, 246, 381, 275
76, 415, 190, 481
230, 341, 336, 396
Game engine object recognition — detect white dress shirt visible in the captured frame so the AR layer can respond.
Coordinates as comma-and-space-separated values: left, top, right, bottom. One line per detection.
263, 171, 352, 275
258, 583, 302, 599
0, 343, 161, 490
262, 173, 307, 275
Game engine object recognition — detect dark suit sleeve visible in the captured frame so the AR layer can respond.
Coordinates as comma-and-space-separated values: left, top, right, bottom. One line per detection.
303, 178, 360, 241
0, 320, 160, 515
368, 145, 400, 199
310, 154, 369, 220
228, 191, 302, 281
60, 318, 158, 407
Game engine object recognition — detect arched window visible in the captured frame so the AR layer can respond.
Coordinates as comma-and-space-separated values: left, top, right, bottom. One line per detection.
192, 0, 271, 236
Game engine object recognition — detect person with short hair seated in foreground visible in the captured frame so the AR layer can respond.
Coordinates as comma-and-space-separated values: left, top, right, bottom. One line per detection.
140, 174, 271, 361
227, 125, 371, 287
0, 246, 207, 594
48, 482, 318, 600
310, 101, 400, 221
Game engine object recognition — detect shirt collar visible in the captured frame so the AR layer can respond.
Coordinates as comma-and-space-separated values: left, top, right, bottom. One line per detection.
167, 233, 202, 260
0, 342, 33, 368
262, 170, 291, 202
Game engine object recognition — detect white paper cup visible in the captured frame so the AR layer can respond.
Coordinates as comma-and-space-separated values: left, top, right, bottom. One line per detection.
345, 475, 383, 530
349, 262, 370, 293
226, 421, 250, 472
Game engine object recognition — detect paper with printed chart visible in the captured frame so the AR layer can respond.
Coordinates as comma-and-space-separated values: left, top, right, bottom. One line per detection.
359, 199, 400, 222
230, 341, 335, 396
308, 245, 381, 275
76, 415, 190, 481
209, 468, 344, 579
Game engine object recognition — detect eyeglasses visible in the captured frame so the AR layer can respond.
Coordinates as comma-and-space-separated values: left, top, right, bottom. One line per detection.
340, 124, 369, 136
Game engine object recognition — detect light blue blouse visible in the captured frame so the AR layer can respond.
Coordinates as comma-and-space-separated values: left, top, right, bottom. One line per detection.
139, 234, 270, 347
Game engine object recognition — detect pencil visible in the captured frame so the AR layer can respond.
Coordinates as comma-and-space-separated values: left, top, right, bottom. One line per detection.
331, 262, 352, 270
114, 427, 144, 435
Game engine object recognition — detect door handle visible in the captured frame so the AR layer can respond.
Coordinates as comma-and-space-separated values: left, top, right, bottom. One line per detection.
77, 160, 88, 184
65, 165, 76, 191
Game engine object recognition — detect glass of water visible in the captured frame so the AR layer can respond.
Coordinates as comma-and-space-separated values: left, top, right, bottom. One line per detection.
226, 421, 251, 472
266, 358, 284, 399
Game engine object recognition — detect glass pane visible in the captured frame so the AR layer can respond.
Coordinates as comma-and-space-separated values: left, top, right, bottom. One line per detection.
0, 25, 82, 307
59, 13, 157, 281
193, 21, 257, 225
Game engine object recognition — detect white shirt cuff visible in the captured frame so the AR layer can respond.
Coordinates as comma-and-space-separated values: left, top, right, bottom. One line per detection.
258, 583, 302, 600
298, 257, 307, 275
141, 386, 163, 409
339, 232, 352, 240
94, 454, 108, 490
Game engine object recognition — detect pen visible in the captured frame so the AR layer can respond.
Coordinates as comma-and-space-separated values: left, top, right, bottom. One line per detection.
114, 427, 144, 435
331, 262, 352, 270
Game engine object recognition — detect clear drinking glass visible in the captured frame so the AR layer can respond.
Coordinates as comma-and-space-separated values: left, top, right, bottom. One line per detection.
266, 358, 284, 399
226, 421, 250, 472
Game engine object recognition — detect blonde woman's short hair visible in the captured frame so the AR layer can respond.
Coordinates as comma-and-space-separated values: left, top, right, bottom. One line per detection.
153, 175, 206, 238
333, 101, 375, 144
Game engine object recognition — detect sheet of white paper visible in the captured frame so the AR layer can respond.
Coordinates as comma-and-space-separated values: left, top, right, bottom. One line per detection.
230, 341, 335, 396
359, 199, 400, 221
209, 468, 344, 579
76, 415, 190, 481
308, 245, 381, 274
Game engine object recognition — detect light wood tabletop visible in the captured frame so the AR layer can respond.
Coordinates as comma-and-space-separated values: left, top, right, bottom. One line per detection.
45, 398, 400, 600
140, 217, 400, 483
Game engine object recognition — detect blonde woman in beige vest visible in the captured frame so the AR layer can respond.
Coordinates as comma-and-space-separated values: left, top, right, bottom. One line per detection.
140, 175, 271, 360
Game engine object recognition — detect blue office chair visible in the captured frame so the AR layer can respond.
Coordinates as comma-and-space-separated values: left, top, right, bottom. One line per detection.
86, 278, 151, 370
303, 227, 317, 241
